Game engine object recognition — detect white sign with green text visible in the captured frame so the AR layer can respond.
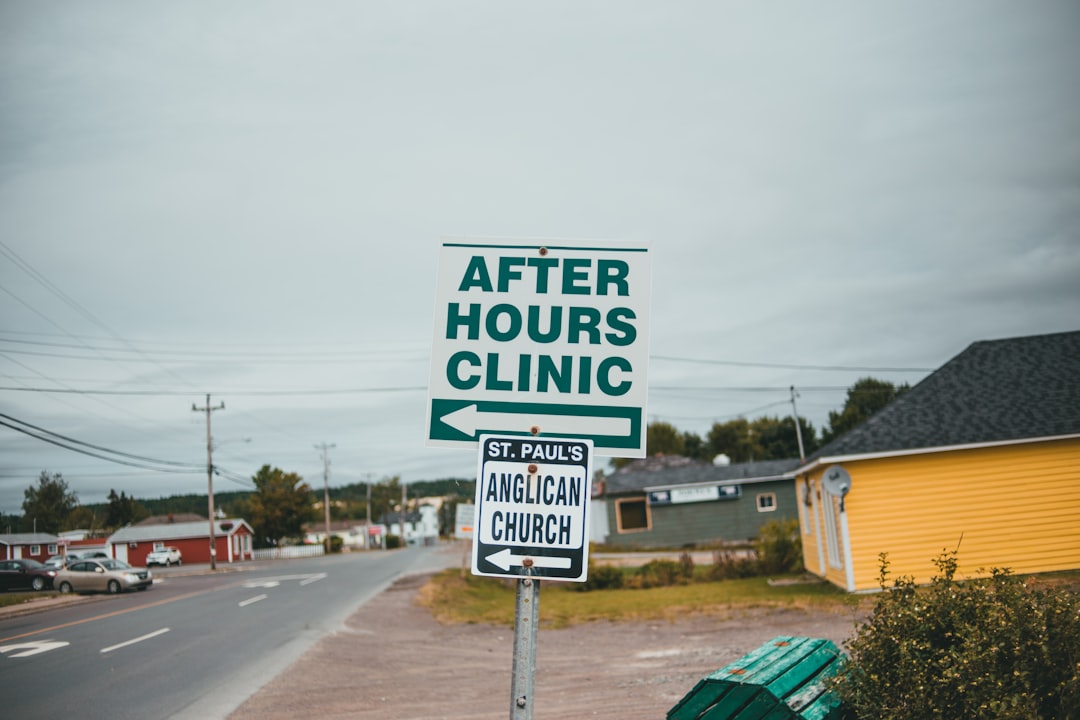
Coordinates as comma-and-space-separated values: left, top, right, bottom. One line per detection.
426, 237, 651, 455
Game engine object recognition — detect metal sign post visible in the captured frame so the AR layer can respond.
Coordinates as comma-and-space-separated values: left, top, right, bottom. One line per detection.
427, 237, 651, 719
510, 572, 540, 719
470, 434, 593, 718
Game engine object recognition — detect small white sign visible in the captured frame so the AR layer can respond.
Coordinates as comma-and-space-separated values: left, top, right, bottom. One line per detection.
454, 503, 476, 539
671, 486, 722, 504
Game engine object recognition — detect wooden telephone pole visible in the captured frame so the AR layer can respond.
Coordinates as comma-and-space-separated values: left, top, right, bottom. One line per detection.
192, 394, 225, 570
315, 443, 336, 555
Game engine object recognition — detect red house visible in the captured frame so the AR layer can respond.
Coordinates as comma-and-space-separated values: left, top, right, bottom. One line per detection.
107, 518, 254, 566
0, 533, 59, 562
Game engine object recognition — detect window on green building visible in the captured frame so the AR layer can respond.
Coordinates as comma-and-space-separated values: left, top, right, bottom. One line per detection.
616, 497, 651, 533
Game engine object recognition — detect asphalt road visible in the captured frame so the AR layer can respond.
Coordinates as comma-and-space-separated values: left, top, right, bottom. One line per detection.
0, 545, 456, 719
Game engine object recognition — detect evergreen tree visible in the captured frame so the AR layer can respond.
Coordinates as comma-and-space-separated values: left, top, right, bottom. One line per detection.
822, 377, 909, 443
20, 471, 78, 533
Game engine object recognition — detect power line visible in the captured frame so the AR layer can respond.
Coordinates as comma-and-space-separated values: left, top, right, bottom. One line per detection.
214, 467, 255, 488
0, 412, 202, 469
0, 346, 427, 365
0, 335, 427, 361
0, 331, 931, 372
652, 354, 934, 373
0, 385, 426, 396
1, 241, 199, 385
0, 417, 201, 474
651, 385, 852, 393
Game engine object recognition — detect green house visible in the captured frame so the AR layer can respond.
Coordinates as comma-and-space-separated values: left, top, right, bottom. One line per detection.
593, 457, 800, 549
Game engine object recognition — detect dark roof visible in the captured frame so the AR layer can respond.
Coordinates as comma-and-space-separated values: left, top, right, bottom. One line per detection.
604, 457, 801, 495
811, 330, 1080, 460
135, 513, 205, 526
377, 510, 423, 525
109, 519, 251, 543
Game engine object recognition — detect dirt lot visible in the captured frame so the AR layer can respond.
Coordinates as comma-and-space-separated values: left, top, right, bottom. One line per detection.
229, 571, 865, 720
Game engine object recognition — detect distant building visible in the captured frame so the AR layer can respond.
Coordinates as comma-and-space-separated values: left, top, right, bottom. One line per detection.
0, 533, 59, 562
109, 518, 254, 565
595, 456, 801, 548
303, 520, 374, 550
381, 505, 440, 546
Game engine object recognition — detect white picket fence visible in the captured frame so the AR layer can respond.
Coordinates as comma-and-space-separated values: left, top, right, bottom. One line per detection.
252, 544, 325, 560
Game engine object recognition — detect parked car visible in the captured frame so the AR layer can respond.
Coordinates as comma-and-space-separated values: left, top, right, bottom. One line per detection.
145, 546, 183, 567
0, 559, 58, 591
55, 558, 152, 594
44, 552, 82, 569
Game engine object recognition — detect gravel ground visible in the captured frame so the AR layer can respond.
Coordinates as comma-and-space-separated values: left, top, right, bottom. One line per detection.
229, 571, 864, 720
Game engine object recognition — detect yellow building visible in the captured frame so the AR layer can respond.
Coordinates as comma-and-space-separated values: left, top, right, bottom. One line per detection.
796, 331, 1080, 592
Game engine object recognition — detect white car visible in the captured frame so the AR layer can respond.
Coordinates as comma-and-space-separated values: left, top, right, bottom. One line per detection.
44, 552, 81, 569
145, 547, 182, 566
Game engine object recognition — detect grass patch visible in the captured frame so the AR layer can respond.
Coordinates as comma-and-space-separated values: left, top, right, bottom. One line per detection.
0, 592, 58, 609
417, 570, 861, 629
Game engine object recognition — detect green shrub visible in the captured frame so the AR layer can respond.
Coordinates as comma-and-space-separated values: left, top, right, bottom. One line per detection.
627, 559, 692, 589
755, 518, 803, 574
679, 550, 695, 578
571, 563, 625, 592
833, 551, 1080, 720
708, 549, 760, 580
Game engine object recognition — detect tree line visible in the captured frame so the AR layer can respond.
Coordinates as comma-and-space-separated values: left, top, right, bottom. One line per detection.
616, 377, 908, 468
4, 377, 907, 545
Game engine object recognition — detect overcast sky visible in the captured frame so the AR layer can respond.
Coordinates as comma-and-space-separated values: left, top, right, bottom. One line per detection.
2, 2, 1078, 516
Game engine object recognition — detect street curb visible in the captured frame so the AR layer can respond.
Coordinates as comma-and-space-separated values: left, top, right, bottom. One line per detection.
0, 566, 248, 621
0, 593, 100, 620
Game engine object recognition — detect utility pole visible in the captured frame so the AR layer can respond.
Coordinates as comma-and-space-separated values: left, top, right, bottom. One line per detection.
401, 479, 408, 546
790, 385, 807, 462
193, 394, 225, 570
365, 475, 372, 550
315, 443, 335, 555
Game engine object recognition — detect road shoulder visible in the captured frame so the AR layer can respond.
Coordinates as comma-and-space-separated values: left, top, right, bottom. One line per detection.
228, 572, 860, 720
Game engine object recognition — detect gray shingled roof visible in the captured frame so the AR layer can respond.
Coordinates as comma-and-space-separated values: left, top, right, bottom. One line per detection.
0, 533, 59, 545
109, 519, 249, 543
604, 458, 801, 495
810, 330, 1080, 460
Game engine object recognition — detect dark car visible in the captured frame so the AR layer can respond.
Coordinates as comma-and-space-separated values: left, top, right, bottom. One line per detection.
0, 559, 58, 591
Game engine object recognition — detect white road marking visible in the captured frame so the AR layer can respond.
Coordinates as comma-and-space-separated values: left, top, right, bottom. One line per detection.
238, 594, 267, 607
100, 628, 170, 654
0, 640, 70, 658
243, 573, 327, 589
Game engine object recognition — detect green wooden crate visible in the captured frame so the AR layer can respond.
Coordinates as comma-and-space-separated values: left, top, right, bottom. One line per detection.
667, 636, 843, 720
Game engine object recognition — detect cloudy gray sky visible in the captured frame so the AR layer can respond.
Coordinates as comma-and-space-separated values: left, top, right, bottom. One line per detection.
2, 1, 1078, 515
